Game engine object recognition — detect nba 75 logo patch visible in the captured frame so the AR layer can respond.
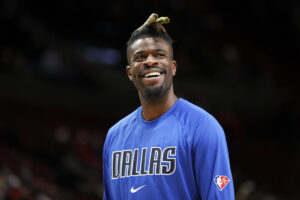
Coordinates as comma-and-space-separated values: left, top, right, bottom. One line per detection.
214, 175, 230, 191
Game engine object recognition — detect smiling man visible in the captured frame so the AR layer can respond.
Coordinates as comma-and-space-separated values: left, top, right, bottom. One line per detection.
102, 13, 235, 200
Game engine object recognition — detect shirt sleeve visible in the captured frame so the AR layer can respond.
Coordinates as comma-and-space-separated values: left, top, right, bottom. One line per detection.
102, 134, 111, 200
192, 116, 235, 200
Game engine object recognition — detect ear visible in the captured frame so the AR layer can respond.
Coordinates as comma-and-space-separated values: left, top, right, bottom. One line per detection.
172, 60, 177, 76
126, 65, 133, 81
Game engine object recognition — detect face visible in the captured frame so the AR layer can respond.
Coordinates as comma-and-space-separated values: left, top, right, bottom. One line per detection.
126, 37, 177, 101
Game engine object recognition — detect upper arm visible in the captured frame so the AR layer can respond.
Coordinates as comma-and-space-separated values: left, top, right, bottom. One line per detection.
102, 131, 112, 200
192, 117, 235, 199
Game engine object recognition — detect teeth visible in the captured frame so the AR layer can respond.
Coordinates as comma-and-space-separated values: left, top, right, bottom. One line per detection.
144, 72, 161, 78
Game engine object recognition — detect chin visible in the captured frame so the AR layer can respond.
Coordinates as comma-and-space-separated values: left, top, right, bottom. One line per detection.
142, 85, 168, 101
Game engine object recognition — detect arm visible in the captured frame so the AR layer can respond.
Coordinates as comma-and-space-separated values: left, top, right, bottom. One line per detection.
193, 117, 235, 199
102, 136, 111, 200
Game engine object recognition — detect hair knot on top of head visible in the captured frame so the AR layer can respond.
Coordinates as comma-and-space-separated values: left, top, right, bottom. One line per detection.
126, 13, 173, 62
137, 13, 170, 33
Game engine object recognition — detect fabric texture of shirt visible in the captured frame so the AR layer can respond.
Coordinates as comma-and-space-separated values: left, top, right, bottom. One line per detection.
103, 98, 234, 200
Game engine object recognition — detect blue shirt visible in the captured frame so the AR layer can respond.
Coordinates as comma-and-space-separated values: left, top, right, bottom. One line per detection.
103, 98, 234, 199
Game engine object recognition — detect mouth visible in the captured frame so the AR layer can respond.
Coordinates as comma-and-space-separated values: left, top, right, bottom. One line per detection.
139, 66, 166, 80
143, 71, 163, 79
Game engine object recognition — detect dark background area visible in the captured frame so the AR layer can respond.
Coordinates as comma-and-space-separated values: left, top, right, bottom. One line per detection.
0, 0, 299, 199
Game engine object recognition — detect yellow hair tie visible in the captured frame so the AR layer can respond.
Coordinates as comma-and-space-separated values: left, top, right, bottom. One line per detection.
156, 17, 170, 24
136, 13, 170, 33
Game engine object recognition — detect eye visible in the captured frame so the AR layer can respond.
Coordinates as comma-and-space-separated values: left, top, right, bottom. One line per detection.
157, 53, 166, 58
134, 55, 146, 61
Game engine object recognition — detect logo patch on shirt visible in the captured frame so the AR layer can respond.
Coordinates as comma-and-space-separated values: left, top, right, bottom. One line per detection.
130, 185, 146, 193
214, 175, 230, 191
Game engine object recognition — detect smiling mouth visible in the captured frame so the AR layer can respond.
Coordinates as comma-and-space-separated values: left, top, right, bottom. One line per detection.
143, 71, 163, 78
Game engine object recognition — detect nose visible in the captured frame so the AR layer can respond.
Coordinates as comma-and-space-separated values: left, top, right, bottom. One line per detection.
144, 54, 158, 66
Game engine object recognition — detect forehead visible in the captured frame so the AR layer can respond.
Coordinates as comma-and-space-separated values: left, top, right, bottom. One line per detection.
129, 37, 172, 56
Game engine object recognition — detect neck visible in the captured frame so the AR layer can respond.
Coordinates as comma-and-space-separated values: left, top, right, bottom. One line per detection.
139, 87, 178, 121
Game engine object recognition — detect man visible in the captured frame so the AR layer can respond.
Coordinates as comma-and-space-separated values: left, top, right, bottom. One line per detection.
103, 13, 234, 199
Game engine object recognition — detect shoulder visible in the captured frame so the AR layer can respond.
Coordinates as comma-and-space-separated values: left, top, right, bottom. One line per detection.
176, 100, 227, 152
173, 98, 221, 129
107, 108, 139, 137
104, 108, 139, 148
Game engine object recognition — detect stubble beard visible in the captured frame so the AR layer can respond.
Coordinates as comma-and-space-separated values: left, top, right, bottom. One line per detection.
139, 76, 173, 104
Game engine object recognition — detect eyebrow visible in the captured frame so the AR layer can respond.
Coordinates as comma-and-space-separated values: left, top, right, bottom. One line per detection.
133, 48, 167, 57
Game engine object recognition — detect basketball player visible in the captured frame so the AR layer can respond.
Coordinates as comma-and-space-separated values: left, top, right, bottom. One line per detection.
102, 13, 235, 199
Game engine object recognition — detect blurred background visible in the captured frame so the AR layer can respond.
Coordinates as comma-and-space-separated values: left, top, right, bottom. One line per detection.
0, 0, 299, 199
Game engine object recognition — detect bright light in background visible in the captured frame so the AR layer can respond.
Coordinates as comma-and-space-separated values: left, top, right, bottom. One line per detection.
84, 46, 121, 66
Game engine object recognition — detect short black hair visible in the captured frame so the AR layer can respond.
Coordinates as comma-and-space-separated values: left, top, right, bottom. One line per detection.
126, 15, 173, 63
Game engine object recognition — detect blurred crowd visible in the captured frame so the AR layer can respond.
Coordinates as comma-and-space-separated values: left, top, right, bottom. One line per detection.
1, 0, 300, 199
0, 101, 111, 199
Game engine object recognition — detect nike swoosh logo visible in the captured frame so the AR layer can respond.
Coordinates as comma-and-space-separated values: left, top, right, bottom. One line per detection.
130, 185, 146, 193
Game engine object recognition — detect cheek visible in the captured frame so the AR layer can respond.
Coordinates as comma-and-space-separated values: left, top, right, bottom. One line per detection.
131, 66, 140, 80
165, 62, 174, 73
